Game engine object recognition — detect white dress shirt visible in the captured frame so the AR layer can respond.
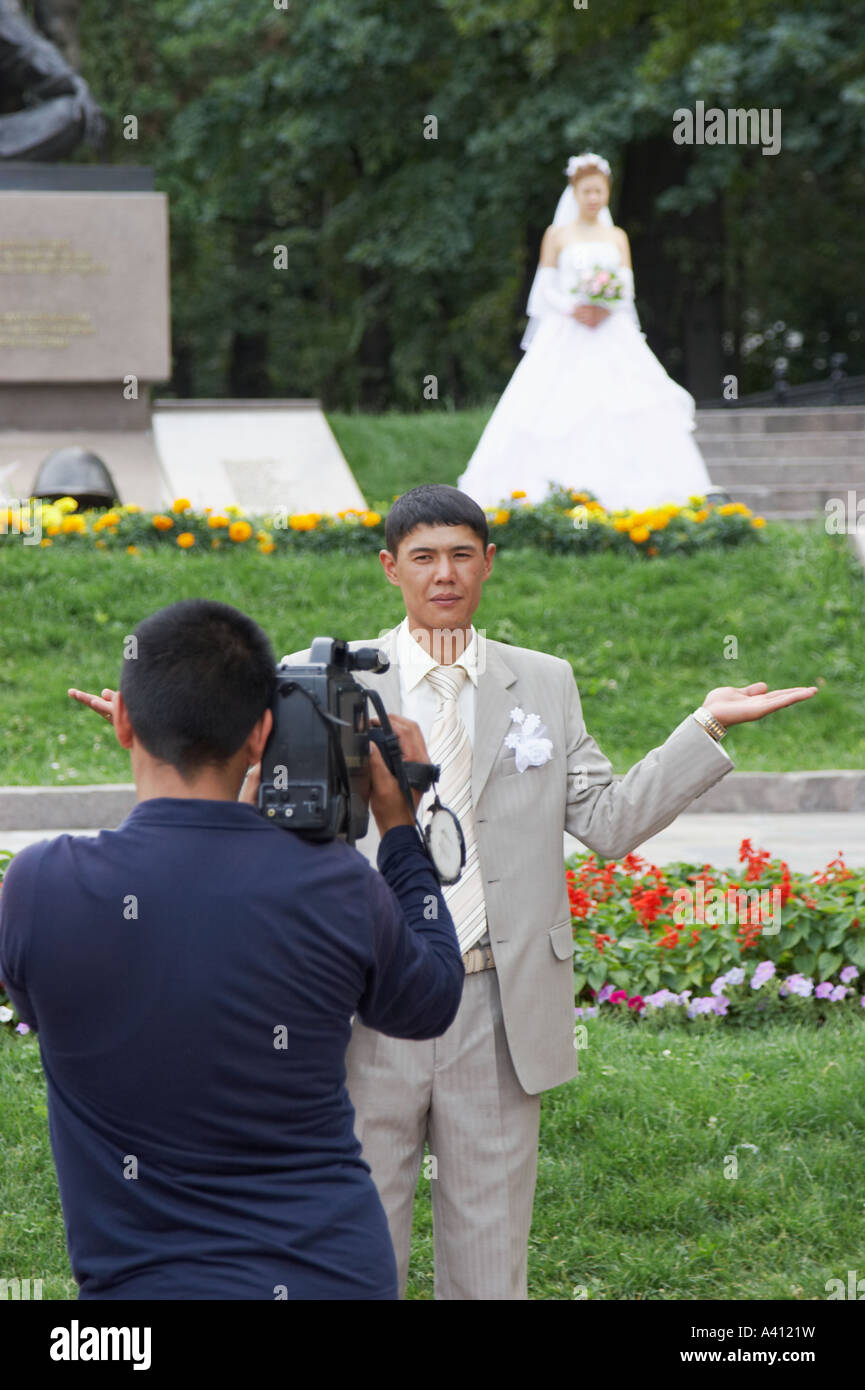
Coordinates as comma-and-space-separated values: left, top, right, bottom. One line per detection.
393, 617, 489, 950
394, 616, 479, 745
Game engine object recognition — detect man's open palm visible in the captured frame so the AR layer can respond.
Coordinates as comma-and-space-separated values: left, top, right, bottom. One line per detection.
703, 681, 818, 728
68, 687, 116, 722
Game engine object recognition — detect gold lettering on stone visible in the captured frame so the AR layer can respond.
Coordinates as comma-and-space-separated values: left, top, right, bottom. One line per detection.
0, 240, 109, 276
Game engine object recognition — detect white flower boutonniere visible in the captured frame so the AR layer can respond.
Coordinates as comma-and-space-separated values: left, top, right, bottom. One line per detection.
504, 707, 554, 772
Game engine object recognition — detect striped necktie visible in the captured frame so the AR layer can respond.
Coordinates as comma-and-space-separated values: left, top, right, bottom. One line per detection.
424, 664, 487, 954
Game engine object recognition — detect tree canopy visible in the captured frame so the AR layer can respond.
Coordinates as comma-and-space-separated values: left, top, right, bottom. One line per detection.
75, 0, 865, 407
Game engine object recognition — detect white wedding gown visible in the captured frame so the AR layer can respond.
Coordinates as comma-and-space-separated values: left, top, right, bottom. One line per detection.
457, 239, 715, 512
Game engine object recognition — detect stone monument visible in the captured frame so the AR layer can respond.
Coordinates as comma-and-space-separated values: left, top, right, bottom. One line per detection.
0, 1, 366, 516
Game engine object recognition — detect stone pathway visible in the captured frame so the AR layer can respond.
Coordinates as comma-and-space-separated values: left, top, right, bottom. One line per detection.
2, 813, 862, 875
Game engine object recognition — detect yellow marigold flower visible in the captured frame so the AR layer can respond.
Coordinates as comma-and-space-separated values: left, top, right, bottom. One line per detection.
493, 509, 510, 525
258, 540, 276, 555
629, 525, 650, 544
177, 532, 195, 548
55, 496, 78, 514
40, 537, 53, 547
694, 509, 709, 522
687, 495, 706, 507
122, 503, 142, 515
208, 515, 229, 529
613, 517, 631, 532
751, 516, 766, 528
570, 491, 589, 502
362, 511, 381, 527
229, 521, 253, 542
204, 506, 212, 515
152, 514, 174, 531
61, 515, 87, 534
510, 489, 527, 500
225, 505, 247, 518
127, 544, 139, 554
172, 497, 192, 514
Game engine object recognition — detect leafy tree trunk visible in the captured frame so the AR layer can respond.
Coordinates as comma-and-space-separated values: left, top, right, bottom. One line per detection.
618, 137, 723, 401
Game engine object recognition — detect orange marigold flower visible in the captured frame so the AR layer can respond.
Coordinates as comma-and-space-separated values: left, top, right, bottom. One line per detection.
208, 515, 229, 529
629, 525, 650, 544
177, 532, 195, 548
510, 489, 527, 499
172, 498, 192, 513
361, 511, 381, 527
61, 515, 87, 534
258, 540, 276, 555
229, 521, 253, 543
152, 514, 174, 531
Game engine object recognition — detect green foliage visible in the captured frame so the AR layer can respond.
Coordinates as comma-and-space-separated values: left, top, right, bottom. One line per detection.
75, 0, 865, 405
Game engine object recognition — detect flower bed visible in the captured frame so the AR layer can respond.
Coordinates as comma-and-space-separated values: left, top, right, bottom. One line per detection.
570, 839, 865, 1025
3, 838, 862, 1034
0, 487, 766, 559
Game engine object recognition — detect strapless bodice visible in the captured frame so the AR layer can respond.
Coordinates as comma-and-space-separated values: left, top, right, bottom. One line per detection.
557, 239, 622, 272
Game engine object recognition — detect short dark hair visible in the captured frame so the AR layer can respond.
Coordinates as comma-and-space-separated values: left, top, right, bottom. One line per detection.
385, 484, 489, 556
120, 600, 276, 778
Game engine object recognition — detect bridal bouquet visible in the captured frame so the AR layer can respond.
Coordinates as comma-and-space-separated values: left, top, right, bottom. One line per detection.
570, 266, 625, 307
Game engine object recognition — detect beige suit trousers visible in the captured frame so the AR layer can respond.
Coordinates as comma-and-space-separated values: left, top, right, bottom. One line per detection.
346, 969, 542, 1300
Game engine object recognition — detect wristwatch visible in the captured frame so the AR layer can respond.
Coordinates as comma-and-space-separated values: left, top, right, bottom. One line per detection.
692, 706, 727, 741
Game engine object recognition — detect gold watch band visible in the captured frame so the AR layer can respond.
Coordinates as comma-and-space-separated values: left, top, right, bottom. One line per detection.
692, 706, 727, 741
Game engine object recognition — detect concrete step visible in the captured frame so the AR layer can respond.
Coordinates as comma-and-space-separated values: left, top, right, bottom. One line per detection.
695, 407, 865, 435
696, 435, 865, 460
3, 774, 865, 835
704, 461, 865, 485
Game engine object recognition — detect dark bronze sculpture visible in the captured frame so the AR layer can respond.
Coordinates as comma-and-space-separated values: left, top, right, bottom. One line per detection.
0, 0, 105, 160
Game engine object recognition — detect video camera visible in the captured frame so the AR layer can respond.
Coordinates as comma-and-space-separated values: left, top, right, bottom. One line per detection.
256, 638, 465, 882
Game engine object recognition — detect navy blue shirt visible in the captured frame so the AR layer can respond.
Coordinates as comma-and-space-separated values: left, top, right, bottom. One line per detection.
0, 798, 463, 1300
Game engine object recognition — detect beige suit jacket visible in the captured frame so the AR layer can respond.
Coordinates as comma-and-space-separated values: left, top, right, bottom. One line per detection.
283, 630, 734, 1095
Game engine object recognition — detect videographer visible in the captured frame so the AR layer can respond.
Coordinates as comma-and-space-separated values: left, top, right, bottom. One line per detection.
0, 599, 464, 1300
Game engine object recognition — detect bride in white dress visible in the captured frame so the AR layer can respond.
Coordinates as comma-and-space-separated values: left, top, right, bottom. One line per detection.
457, 153, 720, 513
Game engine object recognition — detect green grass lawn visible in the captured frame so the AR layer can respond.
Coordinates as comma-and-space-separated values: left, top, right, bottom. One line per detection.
3, 1015, 861, 1301
327, 406, 491, 505
0, 519, 863, 783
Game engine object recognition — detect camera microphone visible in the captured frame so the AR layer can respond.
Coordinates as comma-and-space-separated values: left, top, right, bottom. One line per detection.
352, 647, 390, 674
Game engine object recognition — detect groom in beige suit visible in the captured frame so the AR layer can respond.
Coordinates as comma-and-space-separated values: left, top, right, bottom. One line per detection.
283, 484, 817, 1301
69, 484, 817, 1300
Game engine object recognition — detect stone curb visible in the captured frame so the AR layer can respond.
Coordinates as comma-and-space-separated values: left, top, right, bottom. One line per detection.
3, 772, 865, 832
